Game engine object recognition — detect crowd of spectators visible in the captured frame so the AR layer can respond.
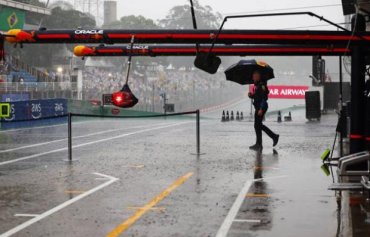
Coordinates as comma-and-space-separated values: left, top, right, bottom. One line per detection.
82, 65, 241, 111
0, 55, 243, 110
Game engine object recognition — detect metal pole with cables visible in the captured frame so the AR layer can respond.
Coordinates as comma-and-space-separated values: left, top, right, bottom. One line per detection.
124, 35, 135, 85
68, 112, 72, 162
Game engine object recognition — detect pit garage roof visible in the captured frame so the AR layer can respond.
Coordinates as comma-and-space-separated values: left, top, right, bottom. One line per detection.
0, 0, 51, 15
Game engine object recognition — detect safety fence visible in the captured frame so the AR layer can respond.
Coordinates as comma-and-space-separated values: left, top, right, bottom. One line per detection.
65, 110, 201, 162
0, 106, 202, 160
0, 82, 79, 101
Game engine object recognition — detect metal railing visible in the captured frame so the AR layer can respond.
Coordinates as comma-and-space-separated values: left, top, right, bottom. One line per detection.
6, 56, 55, 83
0, 82, 79, 100
67, 110, 202, 162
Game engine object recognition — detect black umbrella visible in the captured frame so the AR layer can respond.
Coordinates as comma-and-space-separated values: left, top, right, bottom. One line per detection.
224, 59, 274, 85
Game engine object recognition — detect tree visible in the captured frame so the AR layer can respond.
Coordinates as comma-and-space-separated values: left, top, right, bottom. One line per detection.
13, 0, 46, 8
103, 15, 159, 29
43, 7, 96, 29
159, 0, 222, 29
159, 0, 223, 70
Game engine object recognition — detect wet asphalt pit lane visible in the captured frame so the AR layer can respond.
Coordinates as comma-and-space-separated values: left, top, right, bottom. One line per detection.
0, 111, 355, 236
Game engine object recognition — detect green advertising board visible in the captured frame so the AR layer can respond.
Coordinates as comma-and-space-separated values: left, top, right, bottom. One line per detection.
0, 7, 25, 31
0, 103, 10, 118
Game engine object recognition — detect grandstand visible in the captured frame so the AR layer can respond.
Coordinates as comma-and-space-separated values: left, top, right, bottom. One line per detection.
0, 0, 55, 101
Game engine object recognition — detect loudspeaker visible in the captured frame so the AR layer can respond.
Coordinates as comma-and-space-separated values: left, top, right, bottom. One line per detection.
194, 52, 221, 74
305, 91, 321, 121
341, 0, 356, 15
351, 14, 366, 32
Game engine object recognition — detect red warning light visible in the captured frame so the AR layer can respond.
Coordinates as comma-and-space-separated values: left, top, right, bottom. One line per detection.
112, 91, 124, 106
112, 85, 138, 108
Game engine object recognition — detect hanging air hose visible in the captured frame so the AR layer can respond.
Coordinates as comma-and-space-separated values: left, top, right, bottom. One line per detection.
124, 35, 135, 85
111, 35, 138, 108
329, 132, 338, 183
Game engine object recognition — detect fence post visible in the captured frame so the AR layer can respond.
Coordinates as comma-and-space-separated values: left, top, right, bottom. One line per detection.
68, 113, 72, 162
196, 109, 200, 155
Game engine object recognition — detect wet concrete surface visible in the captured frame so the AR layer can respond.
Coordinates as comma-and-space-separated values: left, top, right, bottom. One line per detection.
0, 99, 367, 236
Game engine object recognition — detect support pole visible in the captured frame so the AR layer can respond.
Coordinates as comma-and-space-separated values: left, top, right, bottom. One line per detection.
196, 109, 200, 155
350, 46, 366, 154
339, 56, 343, 157
68, 112, 72, 162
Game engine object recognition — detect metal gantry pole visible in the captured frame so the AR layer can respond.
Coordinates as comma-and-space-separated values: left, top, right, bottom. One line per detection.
196, 109, 200, 155
68, 112, 72, 162
350, 46, 366, 154
339, 56, 343, 157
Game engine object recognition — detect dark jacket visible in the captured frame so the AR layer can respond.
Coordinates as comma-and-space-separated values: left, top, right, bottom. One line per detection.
250, 82, 269, 111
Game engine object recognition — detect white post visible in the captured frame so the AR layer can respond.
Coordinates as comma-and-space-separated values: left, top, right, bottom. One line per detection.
77, 69, 83, 100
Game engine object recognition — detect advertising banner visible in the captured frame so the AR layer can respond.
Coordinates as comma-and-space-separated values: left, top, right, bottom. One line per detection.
249, 85, 309, 99
1, 98, 67, 122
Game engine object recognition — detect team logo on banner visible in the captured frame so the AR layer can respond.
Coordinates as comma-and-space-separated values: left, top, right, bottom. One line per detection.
256, 60, 267, 67
54, 103, 65, 116
74, 30, 104, 35
74, 30, 104, 40
31, 103, 42, 119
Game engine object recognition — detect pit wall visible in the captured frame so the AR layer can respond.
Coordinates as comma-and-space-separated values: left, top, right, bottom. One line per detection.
68, 100, 162, 117
0, 99, 163, 130
0, 98, 68, 130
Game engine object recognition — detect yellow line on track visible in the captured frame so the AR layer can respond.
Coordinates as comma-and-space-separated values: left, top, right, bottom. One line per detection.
126, 206, 166, 212
246, 193, 270, 198
106, 172, 193, 237
122, 165, 145, 169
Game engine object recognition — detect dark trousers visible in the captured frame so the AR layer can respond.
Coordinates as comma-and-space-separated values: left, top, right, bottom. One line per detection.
254, 109, 276, 145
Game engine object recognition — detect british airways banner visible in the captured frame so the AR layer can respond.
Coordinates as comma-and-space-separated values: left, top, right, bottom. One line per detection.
250, 85, 309, 99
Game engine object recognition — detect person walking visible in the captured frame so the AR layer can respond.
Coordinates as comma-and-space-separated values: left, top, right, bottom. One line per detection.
248, 70, 279, 151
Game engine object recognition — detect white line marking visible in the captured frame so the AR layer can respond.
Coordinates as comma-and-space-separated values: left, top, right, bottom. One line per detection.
233, 219, 261, 223
0, 118, 122, 133
95, 177, 110, 180
0, 122, 190, 166
0, 123, 66, 133
0, 173, 118, 237
215, 180, 253, 237
215, 175, 288, 237
0, 123, 168, 153
14, 214, 40, 218
0, 139, 66, 153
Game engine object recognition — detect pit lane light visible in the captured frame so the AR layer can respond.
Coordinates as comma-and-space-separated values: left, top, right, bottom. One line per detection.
112, 85, 138, 108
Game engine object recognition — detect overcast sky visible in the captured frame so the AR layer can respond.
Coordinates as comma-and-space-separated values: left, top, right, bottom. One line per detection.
115, 0, 346, 30
48, 0, 346, 30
